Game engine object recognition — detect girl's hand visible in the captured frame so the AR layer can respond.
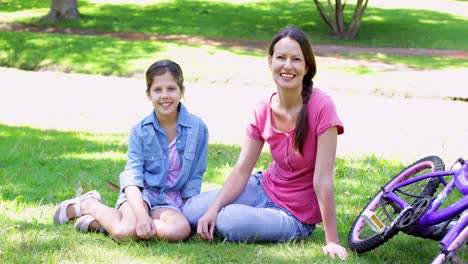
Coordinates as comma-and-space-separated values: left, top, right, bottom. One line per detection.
322, 242, 348, 260
135, 214, 157, 239
196, 208, 218, 241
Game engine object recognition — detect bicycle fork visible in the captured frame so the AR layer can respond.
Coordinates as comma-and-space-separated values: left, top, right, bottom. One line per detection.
439, 209, 468, 252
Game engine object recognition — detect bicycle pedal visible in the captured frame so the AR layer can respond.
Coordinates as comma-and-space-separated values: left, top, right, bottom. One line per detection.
362, 210, 386, 234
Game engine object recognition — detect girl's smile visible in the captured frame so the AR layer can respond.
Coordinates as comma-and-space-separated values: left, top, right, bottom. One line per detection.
147, 71, 184, 121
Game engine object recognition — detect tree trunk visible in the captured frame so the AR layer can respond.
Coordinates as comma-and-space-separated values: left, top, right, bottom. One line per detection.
313, 0, 369, 39
43, 0, 80, 22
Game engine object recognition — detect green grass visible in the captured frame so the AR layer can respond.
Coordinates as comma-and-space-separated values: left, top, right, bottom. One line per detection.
0, 0, 467, 76
340, 53, 468, 71
0, 123, 444, 263
1, 0, 468, 50
0, 30, 260, 78
0, 1, 465, 262
1, 30, 467, 79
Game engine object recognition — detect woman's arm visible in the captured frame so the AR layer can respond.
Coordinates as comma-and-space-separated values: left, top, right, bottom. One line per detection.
313, 126, 348, 260
197, 136, 264, 240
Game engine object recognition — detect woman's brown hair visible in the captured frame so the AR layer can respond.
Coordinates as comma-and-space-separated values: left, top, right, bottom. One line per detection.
268, 27, 317, 155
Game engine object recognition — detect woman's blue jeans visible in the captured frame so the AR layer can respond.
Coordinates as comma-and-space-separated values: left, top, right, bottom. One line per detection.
183, 172, 315, 242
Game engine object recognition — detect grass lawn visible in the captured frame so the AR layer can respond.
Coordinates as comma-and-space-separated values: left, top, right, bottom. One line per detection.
1, 30, 467, 79
2, 0, 468, 49
0, 124, 445, 263
0, 0, 467, 263
1, 0, 467, 78
0, 0, 467, 77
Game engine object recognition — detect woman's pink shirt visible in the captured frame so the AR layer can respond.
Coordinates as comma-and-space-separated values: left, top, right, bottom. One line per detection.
246, 88, 344, 224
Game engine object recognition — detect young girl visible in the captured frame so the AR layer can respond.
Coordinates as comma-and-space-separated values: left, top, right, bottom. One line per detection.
54, 59, 209, 242
183, 27, 348, 260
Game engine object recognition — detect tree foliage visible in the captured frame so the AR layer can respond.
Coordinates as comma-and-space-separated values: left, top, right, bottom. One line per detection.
313, 0, 369, 39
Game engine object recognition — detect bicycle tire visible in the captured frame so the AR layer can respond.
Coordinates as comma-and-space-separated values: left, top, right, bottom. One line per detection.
348, 155, 445, 253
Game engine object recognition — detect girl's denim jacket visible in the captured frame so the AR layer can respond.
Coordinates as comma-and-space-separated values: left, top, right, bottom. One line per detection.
119, 103, 208, 203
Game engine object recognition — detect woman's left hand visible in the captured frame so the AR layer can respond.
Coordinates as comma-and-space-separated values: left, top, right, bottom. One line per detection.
322, 242, 348, 260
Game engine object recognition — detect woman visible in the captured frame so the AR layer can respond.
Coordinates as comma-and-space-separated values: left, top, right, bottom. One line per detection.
183, 27, 348, 260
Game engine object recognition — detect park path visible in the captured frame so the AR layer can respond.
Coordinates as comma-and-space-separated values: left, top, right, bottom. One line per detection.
1, 20, 467, 163
1, 66, 467, 164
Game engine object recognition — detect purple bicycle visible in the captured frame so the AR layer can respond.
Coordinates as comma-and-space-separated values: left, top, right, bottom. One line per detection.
348, 156, 468, 263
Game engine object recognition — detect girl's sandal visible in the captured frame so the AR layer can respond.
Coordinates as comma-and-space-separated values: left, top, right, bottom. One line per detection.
75, 215, 102, 233
53, 187, 101, 225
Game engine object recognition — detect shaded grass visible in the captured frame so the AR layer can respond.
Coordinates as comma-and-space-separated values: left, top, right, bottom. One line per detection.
0, 30, 466, 79
1, 0, 467, 77
0, 123, 443, 263
340, 53, 468, 71
1, 0, 467, 50
0, 30, 259, 78
0, 31, 167, 76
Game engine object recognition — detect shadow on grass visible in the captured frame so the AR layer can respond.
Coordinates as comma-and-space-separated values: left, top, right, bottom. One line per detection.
0, 123, 407, 205
336, 53, 468, 72
0, 124, 127, 204
4, 0, 467, 50
0, 31, 169, 76
1, 0, 466, 77
0, 124, 441, 263
0, 124, 275, 205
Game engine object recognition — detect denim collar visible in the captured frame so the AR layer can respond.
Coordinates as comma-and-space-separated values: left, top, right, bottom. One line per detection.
141, 103, 192, 129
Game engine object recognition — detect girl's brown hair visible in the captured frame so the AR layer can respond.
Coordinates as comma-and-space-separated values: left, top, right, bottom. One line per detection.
145, 60, 185, 94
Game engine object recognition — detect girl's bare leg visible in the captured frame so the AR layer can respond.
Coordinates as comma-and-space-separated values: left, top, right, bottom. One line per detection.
80, 199, 140, 242
151, 208, 191, 242
65, 200, 189, 242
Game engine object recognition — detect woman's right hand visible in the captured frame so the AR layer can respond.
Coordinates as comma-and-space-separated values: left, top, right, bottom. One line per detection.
197, 207, 219, 241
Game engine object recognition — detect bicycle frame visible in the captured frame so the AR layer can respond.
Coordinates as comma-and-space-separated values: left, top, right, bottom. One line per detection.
381, 159, 468, 247
349, 156, 468, 262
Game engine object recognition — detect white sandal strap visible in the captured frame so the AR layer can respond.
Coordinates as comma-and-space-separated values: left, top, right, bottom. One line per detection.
75, 215, 97, 232
53, 188, 101, 225
74, 187, 83, 217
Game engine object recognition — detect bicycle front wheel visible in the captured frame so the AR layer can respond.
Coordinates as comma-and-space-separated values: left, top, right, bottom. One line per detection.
349, 155, 445, 253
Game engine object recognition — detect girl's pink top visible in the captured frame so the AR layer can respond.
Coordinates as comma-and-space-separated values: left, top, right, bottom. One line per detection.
246, 89, 344, 224
163, 140, 183, 209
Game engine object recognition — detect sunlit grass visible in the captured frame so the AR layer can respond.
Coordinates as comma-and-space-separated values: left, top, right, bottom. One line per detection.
0, 123, 447, 263
1, 0, 467, 78
0, 0, 467, 50
0, 30, 466, 81
342, 53, 468, 71
0, 31, 265, 78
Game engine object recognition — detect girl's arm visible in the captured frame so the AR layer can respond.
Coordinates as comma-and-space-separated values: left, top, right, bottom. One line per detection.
197, 136, 264, 241
125, 185, 157, 239
119, 127, 145, 192
313, 126, 348, 260
120, 127, 156, 239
